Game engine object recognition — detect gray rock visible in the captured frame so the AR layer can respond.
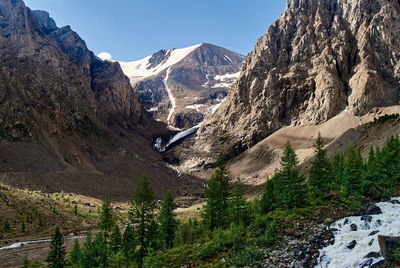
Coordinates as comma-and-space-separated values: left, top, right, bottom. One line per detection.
367, 205, 382, 215
363, 251, 381, 259
347, 240, 357, 249
350, 224, 358, 231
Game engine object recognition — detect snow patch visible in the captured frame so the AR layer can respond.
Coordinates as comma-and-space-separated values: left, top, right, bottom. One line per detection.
208, 98, 226, 114
212, 82, 232, 88
163, 67, 175, 124
214, 71, 241, 81
119, 44, 202, 84
185, 104, 204, 111
146, 106, 158, 112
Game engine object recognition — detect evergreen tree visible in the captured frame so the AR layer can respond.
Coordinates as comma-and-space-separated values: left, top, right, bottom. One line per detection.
229, 179, 248, 224
130, 175, 157, 267
344, 143, 363, 194
80, 232, 95, 268
363, 146, 381, 197
309, 133, 332, 199
109, 224, 122, 253
99, 195, 114, 242
46, 226, 66, 268
378, 135, 400, 187
331, 153, 346, 185
92, 232, 107, 267
274, 142, 305, 209
260, 178, 275, 214
98, 195, 114, 267
202, 154, 232, 230
3, 219, 10, 232
158, 190, 177, 249
68, 240, 81, 267
122, 225, 136, 262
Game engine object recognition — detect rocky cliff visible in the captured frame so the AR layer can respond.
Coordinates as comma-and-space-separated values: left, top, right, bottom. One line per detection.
178, 0, 400, 166
0, 0, 203, 200
118, 43, 244, 129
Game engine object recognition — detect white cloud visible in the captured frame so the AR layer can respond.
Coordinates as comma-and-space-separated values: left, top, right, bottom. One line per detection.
98, 52, 112, 61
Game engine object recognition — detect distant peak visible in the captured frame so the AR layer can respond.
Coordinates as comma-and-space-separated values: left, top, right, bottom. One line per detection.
32, 10, 58, 34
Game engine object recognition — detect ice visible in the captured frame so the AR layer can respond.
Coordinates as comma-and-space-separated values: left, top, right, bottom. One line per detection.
317, 197, 400, 267
166, 125, 199, 147
185, 104, 204, 111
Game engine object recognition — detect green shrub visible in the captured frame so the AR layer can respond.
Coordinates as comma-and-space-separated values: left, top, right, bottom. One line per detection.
229, 247, 262, 267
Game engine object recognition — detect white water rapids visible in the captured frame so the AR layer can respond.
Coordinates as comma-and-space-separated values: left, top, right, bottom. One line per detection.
0, 236, 85, 250
317, 197, 400, 267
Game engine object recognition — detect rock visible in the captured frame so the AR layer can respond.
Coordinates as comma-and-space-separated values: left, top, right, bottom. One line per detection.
350, 224, 358, 231
370, 259, 385, 268
367, 205, 382, 215
361, 216, 372, 222
369, 239, 375, 246
363, 252, 381, 259
344, 219, 350, 225
359, 258, 373, 268
347, 240, 357, 249
220, 258, 225, 263
369, 230, 380, 236
378, 235, 400, 265
323, 218, 334, 226
390, 199, 400, 205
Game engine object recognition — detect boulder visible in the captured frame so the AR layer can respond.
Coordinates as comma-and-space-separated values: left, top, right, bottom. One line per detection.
350, 224, 358, 231
361, 216, 372, 222
347, 240, 357, 249
363, 251, 381, 259
367, 205, 382, 215
359, 258, 373, 268
390, 199, 400, 205
369, 230, 380, 236
378, 235, 400, 266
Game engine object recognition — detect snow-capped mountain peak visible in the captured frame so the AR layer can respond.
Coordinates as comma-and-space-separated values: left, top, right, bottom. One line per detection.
119, 44, 202, 84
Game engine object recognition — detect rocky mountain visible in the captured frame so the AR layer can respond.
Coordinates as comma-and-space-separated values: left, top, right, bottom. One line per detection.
0, 0, 204, 201
176, 0, 400, 168
117, 44, 244, 129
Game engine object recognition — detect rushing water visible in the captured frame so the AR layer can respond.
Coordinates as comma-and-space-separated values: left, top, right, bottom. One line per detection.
317, 197, 400, 267
0, 236, 85, 251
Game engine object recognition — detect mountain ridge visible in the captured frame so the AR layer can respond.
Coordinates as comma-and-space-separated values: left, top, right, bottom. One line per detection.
175, 0, 400, 168
118, 43, 244, 129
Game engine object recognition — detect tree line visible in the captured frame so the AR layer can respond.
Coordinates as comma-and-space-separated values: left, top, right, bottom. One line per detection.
45, 133, 400, 267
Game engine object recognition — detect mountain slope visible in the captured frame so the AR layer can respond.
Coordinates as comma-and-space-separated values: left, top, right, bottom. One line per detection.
0, 0, 203, 201
118, 43, 244, 129
176, 0, 400, 168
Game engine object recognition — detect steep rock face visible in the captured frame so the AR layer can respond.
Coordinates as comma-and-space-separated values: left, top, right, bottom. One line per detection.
119, 43, 244, 129
0, 0, 198, 200
182, 0, 400, 165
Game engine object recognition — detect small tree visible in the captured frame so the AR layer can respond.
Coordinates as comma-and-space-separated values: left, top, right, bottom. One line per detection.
344, 143, 363, 195
122, 225, 135, 262
229, 179, 248, 224
130, 175, 157, 267
46, 226, 66, 268
109, 224, 122, 253
158, 190, 177, 249
260, 178, 275, 214
80, 232, 95, 268
274, 142, 306, 209
202, 154, 232, 230
68, 240, 82, 266
309, 133, 332, 199
73, 204, 78, 215
3, 219, 10, 232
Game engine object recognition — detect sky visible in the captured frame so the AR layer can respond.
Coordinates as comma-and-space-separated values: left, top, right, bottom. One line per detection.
24, 0, 286, 62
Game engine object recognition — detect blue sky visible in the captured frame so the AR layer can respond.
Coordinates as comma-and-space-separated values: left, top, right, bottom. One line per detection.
24, 0, 286, 61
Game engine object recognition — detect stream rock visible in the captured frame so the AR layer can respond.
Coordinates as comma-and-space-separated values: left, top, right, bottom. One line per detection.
378, 235, 400, 265
347, 240, 357, 249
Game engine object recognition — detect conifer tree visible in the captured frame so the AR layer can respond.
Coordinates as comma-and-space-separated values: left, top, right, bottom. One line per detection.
99, 195, 114, 243
229, 179, 248, 224
109, 224, 122, 253
130, 175, 157, 267
331, 153, 346, 185
344, 143, 363, 194
260, 178, 275, 214
274, 142, 305, 209
122, 225, 135, 262
158, 190, 177, 249
46, 226, 66, 268
80, 232, 95, 268
202, 154, 232, 230
68, 240, 81, 266
309, 133, 332, 199
98, 195, 114, 267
